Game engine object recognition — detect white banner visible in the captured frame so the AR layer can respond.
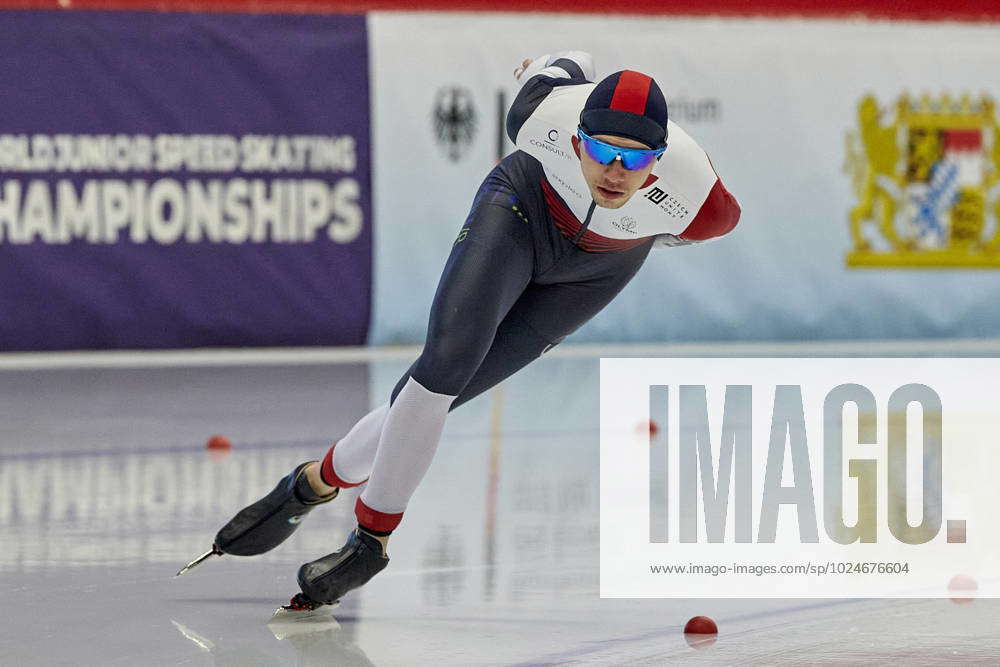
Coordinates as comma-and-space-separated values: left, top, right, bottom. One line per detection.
600, 358, 1000, 597
369, 13, 1000, 345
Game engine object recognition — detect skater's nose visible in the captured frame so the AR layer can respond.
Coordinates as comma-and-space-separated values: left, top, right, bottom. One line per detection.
603, 160, 628, 184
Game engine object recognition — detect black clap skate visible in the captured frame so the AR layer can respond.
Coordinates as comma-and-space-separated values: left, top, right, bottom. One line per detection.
294, 529, 389, 606
176, 461, 338, 576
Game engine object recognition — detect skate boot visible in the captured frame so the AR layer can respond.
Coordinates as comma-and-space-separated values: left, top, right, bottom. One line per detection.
177, 461, 338, 576
294, 529, 389, 605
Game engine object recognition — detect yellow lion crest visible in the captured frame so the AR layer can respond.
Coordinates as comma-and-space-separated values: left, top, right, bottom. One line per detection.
845, 93, 1000, 267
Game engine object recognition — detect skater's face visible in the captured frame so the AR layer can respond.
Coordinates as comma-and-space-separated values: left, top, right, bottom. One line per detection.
574, 133, 657, 209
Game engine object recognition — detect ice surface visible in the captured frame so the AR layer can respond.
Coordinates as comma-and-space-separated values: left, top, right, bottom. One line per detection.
0, 352, 997, 665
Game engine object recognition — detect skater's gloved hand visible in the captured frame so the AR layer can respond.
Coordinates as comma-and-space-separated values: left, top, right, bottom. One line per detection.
514, 52, 595, 84
513, 58, 533, 81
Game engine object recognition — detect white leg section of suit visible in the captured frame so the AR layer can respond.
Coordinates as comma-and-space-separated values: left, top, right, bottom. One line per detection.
329, 403, 389, 484
359, 377, 455, 515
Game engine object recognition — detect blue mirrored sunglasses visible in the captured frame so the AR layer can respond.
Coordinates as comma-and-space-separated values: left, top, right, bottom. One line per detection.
576, 128, 665, 171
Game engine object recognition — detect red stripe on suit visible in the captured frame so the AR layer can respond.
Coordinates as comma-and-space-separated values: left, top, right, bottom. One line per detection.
540, 179, 649, 253
355, 498, 404, 532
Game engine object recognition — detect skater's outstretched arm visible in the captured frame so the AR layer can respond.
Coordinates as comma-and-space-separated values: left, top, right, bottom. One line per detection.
506, 50, 595, 145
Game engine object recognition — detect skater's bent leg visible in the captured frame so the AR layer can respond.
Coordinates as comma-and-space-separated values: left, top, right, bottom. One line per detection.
389, 310, 558, 412
451, 243, 655, 409
409, 224, 533, 395
450, 311, 559, 410
354, 310, 552, 533
357, 177, 534, 533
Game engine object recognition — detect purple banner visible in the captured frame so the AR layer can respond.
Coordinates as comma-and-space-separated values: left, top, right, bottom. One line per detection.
0, 11, 371, 350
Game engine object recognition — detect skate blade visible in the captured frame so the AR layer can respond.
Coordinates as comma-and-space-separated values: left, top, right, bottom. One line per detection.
269, 599, 339, 621
268, 601, 339, 639
175, 546, 223, 577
